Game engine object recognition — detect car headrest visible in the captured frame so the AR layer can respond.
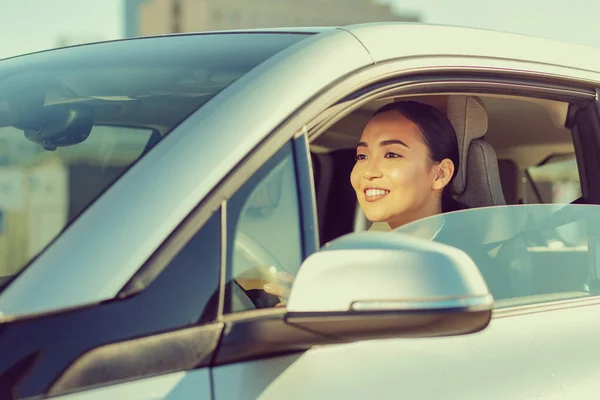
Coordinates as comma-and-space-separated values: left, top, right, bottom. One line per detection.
447, 96, 489, 195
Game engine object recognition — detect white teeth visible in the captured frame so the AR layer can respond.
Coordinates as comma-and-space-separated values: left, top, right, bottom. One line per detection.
366, 189, 389, 197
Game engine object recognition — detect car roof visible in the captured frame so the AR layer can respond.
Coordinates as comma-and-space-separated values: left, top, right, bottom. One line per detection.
197, 23, 600, 75
6, 23, 600, 74
152, 23, 600, 75
340, 23, 600, 74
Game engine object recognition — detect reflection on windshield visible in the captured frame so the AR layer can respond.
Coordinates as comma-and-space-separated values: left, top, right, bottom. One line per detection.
0, 33, 310, 287
395, 205, 597, 308
0, 125, 152, 278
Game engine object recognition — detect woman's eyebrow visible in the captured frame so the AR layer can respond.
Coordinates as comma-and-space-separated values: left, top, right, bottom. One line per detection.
380, 139, 409, 148
356, 139, 409, 149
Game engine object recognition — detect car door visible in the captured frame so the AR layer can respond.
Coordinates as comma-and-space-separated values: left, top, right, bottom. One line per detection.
211, 32, 600, 399
32, 131, 317, 400
0, 207, 223, 399
0, 111, 320, 399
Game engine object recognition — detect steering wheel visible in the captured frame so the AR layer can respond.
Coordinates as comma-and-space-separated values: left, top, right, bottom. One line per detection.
229, 232, 285, 310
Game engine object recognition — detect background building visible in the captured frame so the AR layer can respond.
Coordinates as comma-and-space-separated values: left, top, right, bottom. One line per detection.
125, 0, 420, 37
55, 34, 105, 48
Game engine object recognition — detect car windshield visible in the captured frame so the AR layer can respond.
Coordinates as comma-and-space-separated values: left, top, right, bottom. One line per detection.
0, 32, 310, 288
395, 204, 598, 308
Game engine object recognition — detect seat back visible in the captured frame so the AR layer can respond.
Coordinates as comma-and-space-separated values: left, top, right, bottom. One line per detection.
311, 149, 357, 245
498, 158, 521, 204
447, 96, 506, 207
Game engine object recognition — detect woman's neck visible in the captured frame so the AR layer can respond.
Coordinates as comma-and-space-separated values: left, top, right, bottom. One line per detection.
387, 199, 442, 231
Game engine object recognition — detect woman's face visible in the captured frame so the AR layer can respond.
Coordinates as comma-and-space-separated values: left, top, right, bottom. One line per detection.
350, 110, 443, 229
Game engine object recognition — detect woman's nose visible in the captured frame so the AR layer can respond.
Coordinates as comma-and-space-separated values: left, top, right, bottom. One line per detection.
363, 159, 383, 180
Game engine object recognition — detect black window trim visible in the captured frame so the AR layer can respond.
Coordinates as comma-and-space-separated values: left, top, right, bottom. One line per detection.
47, 322, 224, 397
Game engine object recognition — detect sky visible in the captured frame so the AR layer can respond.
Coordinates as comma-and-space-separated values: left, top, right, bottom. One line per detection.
387, 0, 600, 48
0, 0, 121, 59
0, 0, 599, 59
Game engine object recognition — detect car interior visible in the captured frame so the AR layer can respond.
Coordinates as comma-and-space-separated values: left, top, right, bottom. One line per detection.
309, 93, 589, 307
310, 93, 580, 240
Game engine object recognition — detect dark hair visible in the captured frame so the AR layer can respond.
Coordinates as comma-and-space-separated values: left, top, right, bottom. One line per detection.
372, 101, 467, 212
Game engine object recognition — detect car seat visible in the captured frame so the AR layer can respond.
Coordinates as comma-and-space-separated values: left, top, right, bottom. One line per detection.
447, 96, 506, 207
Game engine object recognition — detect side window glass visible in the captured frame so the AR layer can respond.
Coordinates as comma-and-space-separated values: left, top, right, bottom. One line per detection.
525, 154, 581, 204
396, 204, 595, 309
225, 142, 304, 313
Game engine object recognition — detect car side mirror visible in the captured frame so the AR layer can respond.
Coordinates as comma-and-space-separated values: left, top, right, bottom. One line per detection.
285, 231, 493, 341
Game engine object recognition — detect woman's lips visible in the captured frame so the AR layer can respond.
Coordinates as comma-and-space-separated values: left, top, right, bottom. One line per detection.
364, 188, 390, 202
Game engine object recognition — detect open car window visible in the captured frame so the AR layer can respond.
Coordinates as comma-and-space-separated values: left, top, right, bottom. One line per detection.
395, 204, 597, 308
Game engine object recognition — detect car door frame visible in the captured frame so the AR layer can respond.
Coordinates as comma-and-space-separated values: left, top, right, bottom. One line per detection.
26, 129, 319, 399
210, 59, 600, 399
211, 56, 600, 355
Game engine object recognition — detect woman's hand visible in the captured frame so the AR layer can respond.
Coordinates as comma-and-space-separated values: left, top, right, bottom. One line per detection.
262, 271, 296, 306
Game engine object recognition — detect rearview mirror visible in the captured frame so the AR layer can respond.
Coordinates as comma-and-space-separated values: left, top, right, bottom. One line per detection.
285, 232, 493, 341
11, 103, 95, 151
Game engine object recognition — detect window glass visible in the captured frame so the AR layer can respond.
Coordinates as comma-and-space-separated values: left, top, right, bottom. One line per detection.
395, 204, 597, 308
0, 125, 151, 279
225, 142, 303, 312
0, 32, 310, 289
525, 154, 580, 204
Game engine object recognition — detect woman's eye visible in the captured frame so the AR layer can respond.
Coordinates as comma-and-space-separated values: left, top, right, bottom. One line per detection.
355, 154, 367, 161
385, 152, 401, 158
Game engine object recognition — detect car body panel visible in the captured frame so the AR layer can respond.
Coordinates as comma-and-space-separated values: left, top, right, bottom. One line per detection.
51, 369, 211, 400
329, 54, 600, 89
213, 300, 600, 399
345, 23, 600, 75
0, 28, 372, 318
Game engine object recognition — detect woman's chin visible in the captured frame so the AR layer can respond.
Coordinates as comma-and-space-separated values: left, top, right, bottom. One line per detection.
363, 211, 390, 224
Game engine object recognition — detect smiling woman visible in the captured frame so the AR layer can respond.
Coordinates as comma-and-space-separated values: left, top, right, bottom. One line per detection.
350, 101, 467, 230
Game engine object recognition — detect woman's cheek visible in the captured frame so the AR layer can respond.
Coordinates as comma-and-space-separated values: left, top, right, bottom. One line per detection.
385, 164, 408, 188
350, 165, 361, 191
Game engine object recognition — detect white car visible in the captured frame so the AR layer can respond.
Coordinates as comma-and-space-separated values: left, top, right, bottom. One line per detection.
0, 23, 599, 399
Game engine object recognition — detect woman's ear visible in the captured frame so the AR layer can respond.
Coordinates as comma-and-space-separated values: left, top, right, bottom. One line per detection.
432, 158, 455, 190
